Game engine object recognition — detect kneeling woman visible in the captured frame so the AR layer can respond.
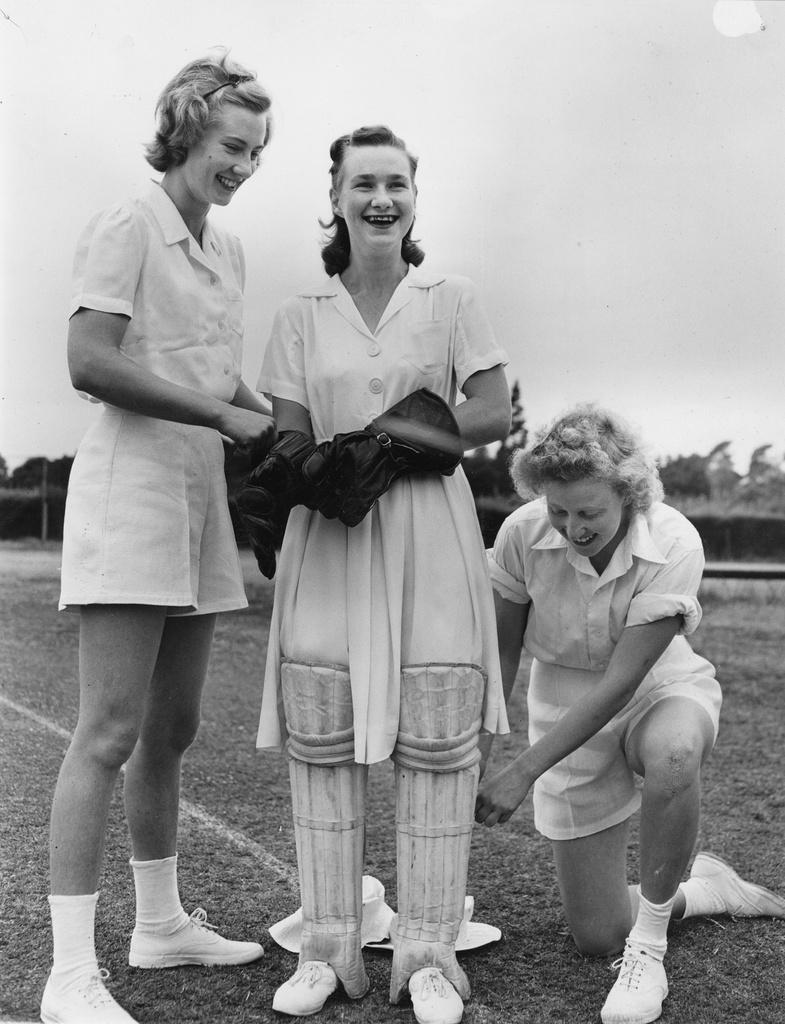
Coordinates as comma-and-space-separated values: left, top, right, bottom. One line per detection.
475, 405, 785, 1024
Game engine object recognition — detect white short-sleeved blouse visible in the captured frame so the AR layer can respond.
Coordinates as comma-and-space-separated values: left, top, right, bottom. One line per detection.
70, 181, 245, 402
258, 267, 506, 436
256, 268, 510, 763
488, 497, 706, 671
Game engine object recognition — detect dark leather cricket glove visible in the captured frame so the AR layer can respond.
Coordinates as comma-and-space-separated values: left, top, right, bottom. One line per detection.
235, 430, 319, 578
302, 388, 463, 528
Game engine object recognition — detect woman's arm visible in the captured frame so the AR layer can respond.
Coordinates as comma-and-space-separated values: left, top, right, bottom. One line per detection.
454, 365, 512, 450
272, 397, 313, 435
231, 380, 273, 416
68, 308, 275, 448
475, 614, 682, 825
478, 592, 529, 776
495, 591, 529, 704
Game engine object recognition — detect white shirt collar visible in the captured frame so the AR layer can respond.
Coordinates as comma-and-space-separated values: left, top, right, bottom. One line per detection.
145, 180, 192, 246
145, 180, 225, 266
532, 506, 669, 578
296, 264, 446, 298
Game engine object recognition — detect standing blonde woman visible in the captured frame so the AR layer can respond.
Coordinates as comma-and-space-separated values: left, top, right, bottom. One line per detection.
43, 52, 275, 1024
240, 125, 511, 1024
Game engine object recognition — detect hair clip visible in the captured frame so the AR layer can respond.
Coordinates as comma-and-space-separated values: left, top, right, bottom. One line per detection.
202, 74, 249, 100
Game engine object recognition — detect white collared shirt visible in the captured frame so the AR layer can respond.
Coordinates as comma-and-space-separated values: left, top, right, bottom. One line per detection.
258, 267, 508, 440
488, 497, 705, 671
70, 181, 245, 403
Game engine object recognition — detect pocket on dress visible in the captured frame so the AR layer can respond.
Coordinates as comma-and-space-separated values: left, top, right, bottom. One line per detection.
401, 318, 451, 374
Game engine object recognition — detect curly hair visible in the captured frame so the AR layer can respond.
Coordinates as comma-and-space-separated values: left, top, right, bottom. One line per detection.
320, 125, 425, 277
510, 404, 664, 513
145, 49, 272, 172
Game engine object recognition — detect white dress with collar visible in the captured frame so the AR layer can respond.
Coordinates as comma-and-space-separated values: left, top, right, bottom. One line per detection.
59, 183, 248, 615
256, 267, 510, 764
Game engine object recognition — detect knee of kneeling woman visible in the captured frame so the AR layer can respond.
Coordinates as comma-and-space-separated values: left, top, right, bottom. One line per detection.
645, 735, 704, 799
571, 918, 629, 958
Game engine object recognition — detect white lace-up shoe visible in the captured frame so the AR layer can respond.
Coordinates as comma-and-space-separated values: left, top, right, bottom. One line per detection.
690, 852, 785, 917
272, 961, 339, 1016
408, 967, 464, 1024
129, 906, 263, 967
40, 968, 138, 1023
600, 945, 668, 1024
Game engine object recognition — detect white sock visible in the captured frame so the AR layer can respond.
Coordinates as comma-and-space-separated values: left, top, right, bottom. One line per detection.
48, 892, 100, 983
627, 888, 674, 961
679, 876, 726, 919
130, 855, 189, 934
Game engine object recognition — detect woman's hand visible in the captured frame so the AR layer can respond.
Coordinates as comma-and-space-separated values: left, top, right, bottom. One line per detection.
68, 310, 277, 453
476, 617, 686, 830
219, 404, 277, 450
474, 755, 535, 827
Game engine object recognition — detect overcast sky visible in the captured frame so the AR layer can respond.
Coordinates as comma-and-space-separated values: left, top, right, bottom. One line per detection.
1, 0, 783, 473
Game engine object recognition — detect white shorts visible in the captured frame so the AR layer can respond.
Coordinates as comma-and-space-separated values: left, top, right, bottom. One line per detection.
60, 407, 247, 616
528, 644, 722, 841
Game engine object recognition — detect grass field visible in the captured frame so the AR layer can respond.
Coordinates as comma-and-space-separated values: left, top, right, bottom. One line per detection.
1, 541, 784, 1023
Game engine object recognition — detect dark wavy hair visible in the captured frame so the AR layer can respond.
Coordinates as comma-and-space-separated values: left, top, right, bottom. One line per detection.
145, 49, 272, 172
511, 404, 664, 513
320, 125, 425, 277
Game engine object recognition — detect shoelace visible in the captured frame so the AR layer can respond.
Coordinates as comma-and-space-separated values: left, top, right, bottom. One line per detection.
610, 949, 646, 992
292, 962, 329, 988
82, 968, 116, 1008
188, 907, 219, 932
414, 968, 448, 999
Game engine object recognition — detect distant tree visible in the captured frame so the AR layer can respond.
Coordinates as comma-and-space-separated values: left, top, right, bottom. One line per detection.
0, 454, 8, 486
10, 455, 74, 491
504, 380, 527, 451
48, 455, 75, 489
660, 442, 785, 513
705, 442, 740, 502
461, 446, 498, 497
737, 444, 785, 512
747, 445, 778, 485
658, 453, 710, 499
9, 457, 43, 490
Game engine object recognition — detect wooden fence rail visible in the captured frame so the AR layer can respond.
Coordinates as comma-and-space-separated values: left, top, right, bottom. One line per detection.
703, 562, 785, 580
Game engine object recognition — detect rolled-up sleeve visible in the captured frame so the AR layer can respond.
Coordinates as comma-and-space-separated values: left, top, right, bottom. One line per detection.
487, 515, 531, 604
626, 544, 704, 636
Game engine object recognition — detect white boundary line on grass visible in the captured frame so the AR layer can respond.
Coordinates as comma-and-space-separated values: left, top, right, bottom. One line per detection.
0, 693, 298, 888
1, 692, 296, 1024
2, 692, 496, 1023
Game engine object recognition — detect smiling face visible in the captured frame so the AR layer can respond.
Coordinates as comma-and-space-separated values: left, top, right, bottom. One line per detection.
544, 477, 631, 565
166, 105, 269, 216
330, 144, 416, 258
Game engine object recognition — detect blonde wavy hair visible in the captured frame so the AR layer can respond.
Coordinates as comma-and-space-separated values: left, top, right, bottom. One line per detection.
511, 404, 663, 513
145, 49, 272, 172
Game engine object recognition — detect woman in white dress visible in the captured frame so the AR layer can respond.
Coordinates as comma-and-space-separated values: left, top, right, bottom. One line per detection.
253, 125, 511, 1024
43, 52, 275, 1024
